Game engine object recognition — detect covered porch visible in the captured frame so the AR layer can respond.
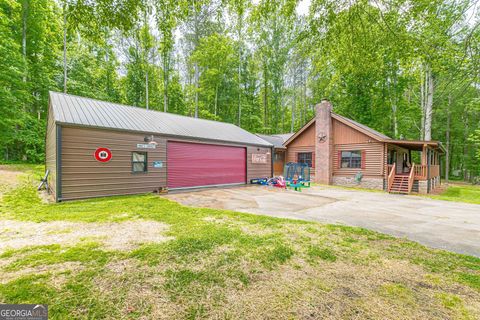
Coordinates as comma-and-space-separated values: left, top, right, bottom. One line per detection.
386, 140, 444, 194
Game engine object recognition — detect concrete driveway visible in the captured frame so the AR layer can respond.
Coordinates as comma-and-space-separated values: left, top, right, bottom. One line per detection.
165, 185, 480, 257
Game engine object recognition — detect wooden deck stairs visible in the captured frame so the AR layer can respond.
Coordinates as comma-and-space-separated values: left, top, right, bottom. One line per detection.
389, 175, 409, 194
387, 163, 416, 195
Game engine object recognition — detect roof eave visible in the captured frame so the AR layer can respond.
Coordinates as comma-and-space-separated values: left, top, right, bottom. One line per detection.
386, 139, 446, 153
55, 122, 274, 148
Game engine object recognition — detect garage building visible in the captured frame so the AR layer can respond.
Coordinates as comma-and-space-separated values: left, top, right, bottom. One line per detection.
45, 92, 273, 202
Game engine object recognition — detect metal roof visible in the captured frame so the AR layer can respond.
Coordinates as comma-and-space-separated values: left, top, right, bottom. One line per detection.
256, 133, 294, 148
49, 91, 272, 147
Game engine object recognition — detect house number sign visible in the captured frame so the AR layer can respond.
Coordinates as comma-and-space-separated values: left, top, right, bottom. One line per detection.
94, 147, 112, 162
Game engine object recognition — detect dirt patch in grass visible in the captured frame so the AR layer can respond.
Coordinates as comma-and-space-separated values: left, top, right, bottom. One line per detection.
216, 257, 480, 320
0, 168, 22, 187
0, 261, 84, 285
0, 220, 172, 252
0, 169, 23, 196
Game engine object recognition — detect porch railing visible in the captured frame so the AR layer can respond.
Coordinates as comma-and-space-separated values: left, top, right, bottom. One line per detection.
387, 163, 396, 192
408, 163, 415, 193
387, 164, 393, 177
413, 165, 440, 180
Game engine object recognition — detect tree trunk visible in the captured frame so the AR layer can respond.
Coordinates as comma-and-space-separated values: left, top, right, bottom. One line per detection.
463, 114, 469, 181
390, 72, 398, 138
193, 0, 199, 118
420, 69, 425, 140
163, 51, 168, 112
280, 89, 284, 133
22, 0, 28, 84
145, 70, 149, 110
424, 64, 433, 141
302, 71, 307, 125
291, 88, 296, 133
445, 94, 451, 185
194, 62, 199, 118
263, 62, 268, 130
237, 15, 242, 127
63, 2, 68, 93
214, 83, 218, 117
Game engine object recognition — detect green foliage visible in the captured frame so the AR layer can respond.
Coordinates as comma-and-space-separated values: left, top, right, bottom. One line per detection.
0, 0, 479, 182
428, 185, 480, 205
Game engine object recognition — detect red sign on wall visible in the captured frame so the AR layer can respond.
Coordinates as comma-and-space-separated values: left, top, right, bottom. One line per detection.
94, 147, 112, 162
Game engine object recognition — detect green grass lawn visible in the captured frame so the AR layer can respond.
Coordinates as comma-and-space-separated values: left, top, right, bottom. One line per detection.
429, 184, 480, 205
0, 165, 479, 319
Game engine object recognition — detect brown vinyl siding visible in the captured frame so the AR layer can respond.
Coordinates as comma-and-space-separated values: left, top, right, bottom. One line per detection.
57, 126, 272, 200
45, 103, 57, 197
285, 123, 316, 179
285, 122, 315, 163
247, 146, 271, 181
333, 119, 373, 144
333, 143, 385, 177
60, 126, 167, 201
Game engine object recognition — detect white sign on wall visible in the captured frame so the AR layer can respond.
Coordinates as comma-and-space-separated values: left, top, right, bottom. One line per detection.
252, 153, 267, 164
137, 143, 157, 149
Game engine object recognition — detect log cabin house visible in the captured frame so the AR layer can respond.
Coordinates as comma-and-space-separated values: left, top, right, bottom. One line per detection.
46, 92, 443, 201
267, 100, 444, 194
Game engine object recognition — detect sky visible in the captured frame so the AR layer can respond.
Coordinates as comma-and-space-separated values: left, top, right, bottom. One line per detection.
296, 0, 311, 16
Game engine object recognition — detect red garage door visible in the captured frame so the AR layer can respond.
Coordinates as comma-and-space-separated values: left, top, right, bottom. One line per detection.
167, 141, 246, 189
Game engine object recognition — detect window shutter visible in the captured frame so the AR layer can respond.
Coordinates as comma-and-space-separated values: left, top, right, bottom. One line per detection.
296, 153, 299, 162
361, 150, 366, 169
337, 151, 341, 169
312, 152, 315, 168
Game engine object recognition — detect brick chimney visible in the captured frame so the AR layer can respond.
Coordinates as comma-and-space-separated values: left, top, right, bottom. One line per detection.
314, 99, 333, 184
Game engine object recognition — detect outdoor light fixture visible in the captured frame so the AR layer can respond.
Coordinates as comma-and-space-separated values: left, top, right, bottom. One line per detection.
144, 135, 158, 145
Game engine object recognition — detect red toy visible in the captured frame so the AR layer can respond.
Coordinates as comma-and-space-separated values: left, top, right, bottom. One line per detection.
267, 176, 286, 189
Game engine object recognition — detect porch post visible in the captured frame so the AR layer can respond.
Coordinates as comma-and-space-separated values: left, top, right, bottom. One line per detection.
427, 147, 431, 193
421, 145, 426, 166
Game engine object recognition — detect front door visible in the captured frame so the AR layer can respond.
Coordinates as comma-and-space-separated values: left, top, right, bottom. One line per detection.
273, 150, 285, 176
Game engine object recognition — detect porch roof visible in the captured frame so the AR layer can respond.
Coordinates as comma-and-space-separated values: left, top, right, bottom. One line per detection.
387, 140, 445, 153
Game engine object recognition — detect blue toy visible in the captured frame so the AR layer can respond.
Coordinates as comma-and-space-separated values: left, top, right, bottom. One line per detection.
284, 162, 311, 191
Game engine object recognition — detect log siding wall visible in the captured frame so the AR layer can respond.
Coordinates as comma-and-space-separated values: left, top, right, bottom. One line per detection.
333, 143, 385, 178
